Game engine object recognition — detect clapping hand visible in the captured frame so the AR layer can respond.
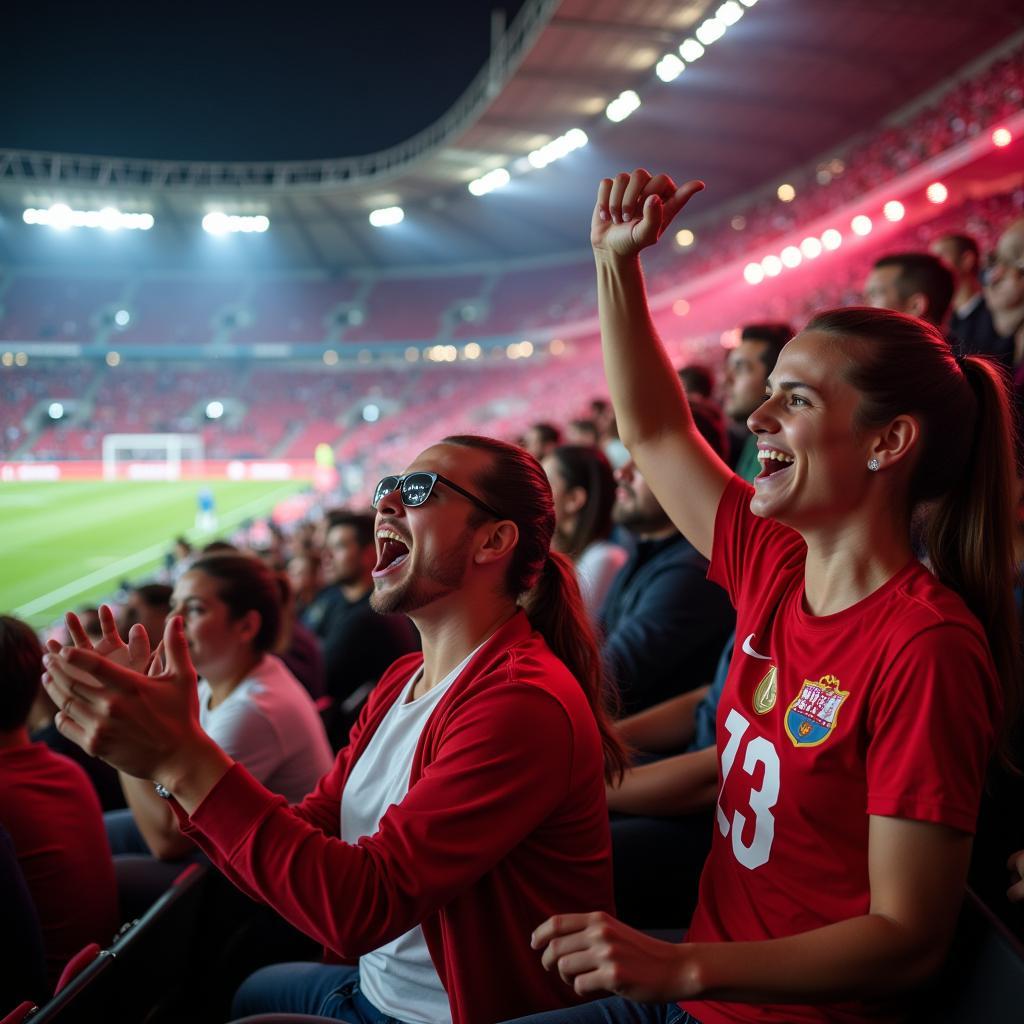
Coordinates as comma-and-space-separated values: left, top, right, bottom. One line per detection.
41, 612, 207, 785
591, 170, 704, 258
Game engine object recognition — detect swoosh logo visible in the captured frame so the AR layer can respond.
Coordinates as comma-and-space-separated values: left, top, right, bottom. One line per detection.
741, 633, 771, 660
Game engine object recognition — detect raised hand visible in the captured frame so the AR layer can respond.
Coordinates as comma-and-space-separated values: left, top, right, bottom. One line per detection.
41, 614, 208, 783
591, 169, 704, 258
532, 911, 698, 1001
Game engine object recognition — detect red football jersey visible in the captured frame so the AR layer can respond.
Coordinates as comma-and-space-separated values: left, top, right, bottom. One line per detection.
684, 477, 1001, 1024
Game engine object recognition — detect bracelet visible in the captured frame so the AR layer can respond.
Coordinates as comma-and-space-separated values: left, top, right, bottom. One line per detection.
153, 783, 172, 800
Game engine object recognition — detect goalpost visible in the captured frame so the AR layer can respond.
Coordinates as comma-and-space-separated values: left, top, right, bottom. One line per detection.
102, 433, 205, 481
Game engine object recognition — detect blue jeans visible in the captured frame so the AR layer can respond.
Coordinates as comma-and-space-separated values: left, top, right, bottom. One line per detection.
502, 1003, 699, 1024
231, 963, 406, 1023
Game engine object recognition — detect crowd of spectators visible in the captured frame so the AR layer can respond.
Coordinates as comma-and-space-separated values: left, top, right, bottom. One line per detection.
4, 39, 1024, 1024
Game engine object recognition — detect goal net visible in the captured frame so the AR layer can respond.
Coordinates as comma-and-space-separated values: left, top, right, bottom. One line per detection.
102, 433, 205, 481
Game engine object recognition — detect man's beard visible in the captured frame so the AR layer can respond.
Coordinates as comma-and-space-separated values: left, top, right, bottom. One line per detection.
370, 534, 470, 615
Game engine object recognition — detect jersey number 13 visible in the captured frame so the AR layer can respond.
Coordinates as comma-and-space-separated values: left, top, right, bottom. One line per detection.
716, 708, 780, 870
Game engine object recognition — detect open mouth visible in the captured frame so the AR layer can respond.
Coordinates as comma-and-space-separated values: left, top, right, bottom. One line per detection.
756, 448, 795, 481
373, 528, 411, 578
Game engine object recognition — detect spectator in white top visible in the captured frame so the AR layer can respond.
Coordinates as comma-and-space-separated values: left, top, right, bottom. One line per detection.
542, 445, 628, 622
86, 553, 332, 911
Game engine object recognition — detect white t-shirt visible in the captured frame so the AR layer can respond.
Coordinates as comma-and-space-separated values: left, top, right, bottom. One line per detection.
341, 646, 481, 1024
198, 654, 333, 805
576, 538, 628, 621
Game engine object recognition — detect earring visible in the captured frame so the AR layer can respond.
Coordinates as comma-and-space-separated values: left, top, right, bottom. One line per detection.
867, 458, 880, 472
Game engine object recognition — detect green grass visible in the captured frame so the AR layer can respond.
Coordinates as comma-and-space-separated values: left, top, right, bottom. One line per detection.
0, 479, 308, 628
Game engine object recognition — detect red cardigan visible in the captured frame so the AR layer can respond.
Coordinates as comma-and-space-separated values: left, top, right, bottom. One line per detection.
177, 611, 613, 1023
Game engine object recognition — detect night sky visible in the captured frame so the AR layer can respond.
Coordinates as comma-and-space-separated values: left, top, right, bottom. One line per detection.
2, 0, 529, 162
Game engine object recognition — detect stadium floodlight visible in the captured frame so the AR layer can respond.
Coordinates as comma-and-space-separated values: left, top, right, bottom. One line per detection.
883, 200, 905, 222
468, 167, 511, 196
780, 245, 802, 268
23, 204, 153, 230
821, 228, 843, 251
717, 2, 744, 26
205, 400, 225, 420
528, 128, 588, 169
463, 342, 481, 359
992, 127, 1012, 148
776, 183, 795, 202
800, 236, 823, 259
741, 0, 758, 7
851, 215, 873, 236
113, 309, 131, 327
362, 403, 381, 423
695, 18, 726, 45
675, 229, 695, 247
761, 254, 783, 277
679, 39, 705, 62
105, 351, 121, 367
369, 206, 405, 227
606, 90, 641, 123
48, 402, 65, 420
925, 181, 948, 205
743, 262, 765, 285
656, 54, 684, 82
202, 212, 269, 234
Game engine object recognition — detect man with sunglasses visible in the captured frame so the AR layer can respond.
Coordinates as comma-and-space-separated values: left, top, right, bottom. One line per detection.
42, 436, 620, 1024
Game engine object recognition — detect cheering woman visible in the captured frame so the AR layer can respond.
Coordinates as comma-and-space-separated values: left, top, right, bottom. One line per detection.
510, 170, 1020, 1024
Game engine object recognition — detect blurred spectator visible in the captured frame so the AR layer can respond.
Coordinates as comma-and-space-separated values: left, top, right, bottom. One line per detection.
932, 233, 1008, 360
566, 418, 600, 446
678, 363, 714, 403
599, 455, 734, 717
522, 422, 562, 462
542, 445, 628, 621
987, 218, 1024, 380
76, 606, 103, 644
274, 572, 326, 700
863, 252, 954, 328
303, 510, 419, 703
0, 823, 48, 1013
722, 324, 792, 481
0, 615, 118, 989
589, 398, 617, 443
119, 582, 172, 648
286, 552, 322, 617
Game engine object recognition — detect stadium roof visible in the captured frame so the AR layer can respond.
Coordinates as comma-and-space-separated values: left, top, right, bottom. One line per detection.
2, 0, 1022, 272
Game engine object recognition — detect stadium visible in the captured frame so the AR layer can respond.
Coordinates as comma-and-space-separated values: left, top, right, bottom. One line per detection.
2, 0, 1024, 1020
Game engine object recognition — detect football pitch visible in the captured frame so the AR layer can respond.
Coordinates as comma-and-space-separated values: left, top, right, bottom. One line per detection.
0, 479, 308, 629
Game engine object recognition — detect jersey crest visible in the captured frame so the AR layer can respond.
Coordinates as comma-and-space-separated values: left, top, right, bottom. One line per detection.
784, 674, 848, 747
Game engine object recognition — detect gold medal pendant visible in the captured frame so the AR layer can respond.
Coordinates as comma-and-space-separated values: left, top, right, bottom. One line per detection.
753, 665, 778, 715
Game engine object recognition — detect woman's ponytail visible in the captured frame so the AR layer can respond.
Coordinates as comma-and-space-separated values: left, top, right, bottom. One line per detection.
521, 551, 629, 783
926, 356, 1021, 766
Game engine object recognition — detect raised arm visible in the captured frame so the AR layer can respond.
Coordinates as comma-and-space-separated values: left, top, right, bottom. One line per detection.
593, 171, 734, 559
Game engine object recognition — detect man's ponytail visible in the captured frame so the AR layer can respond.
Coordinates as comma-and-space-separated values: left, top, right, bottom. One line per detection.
521, 551, 628, 783
443, 434, 628, 782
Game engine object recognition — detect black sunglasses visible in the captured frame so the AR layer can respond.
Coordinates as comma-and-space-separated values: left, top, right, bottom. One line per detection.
372, 472, 504, 520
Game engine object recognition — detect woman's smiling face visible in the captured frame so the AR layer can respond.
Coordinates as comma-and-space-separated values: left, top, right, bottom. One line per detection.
747, 330, 874, 530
